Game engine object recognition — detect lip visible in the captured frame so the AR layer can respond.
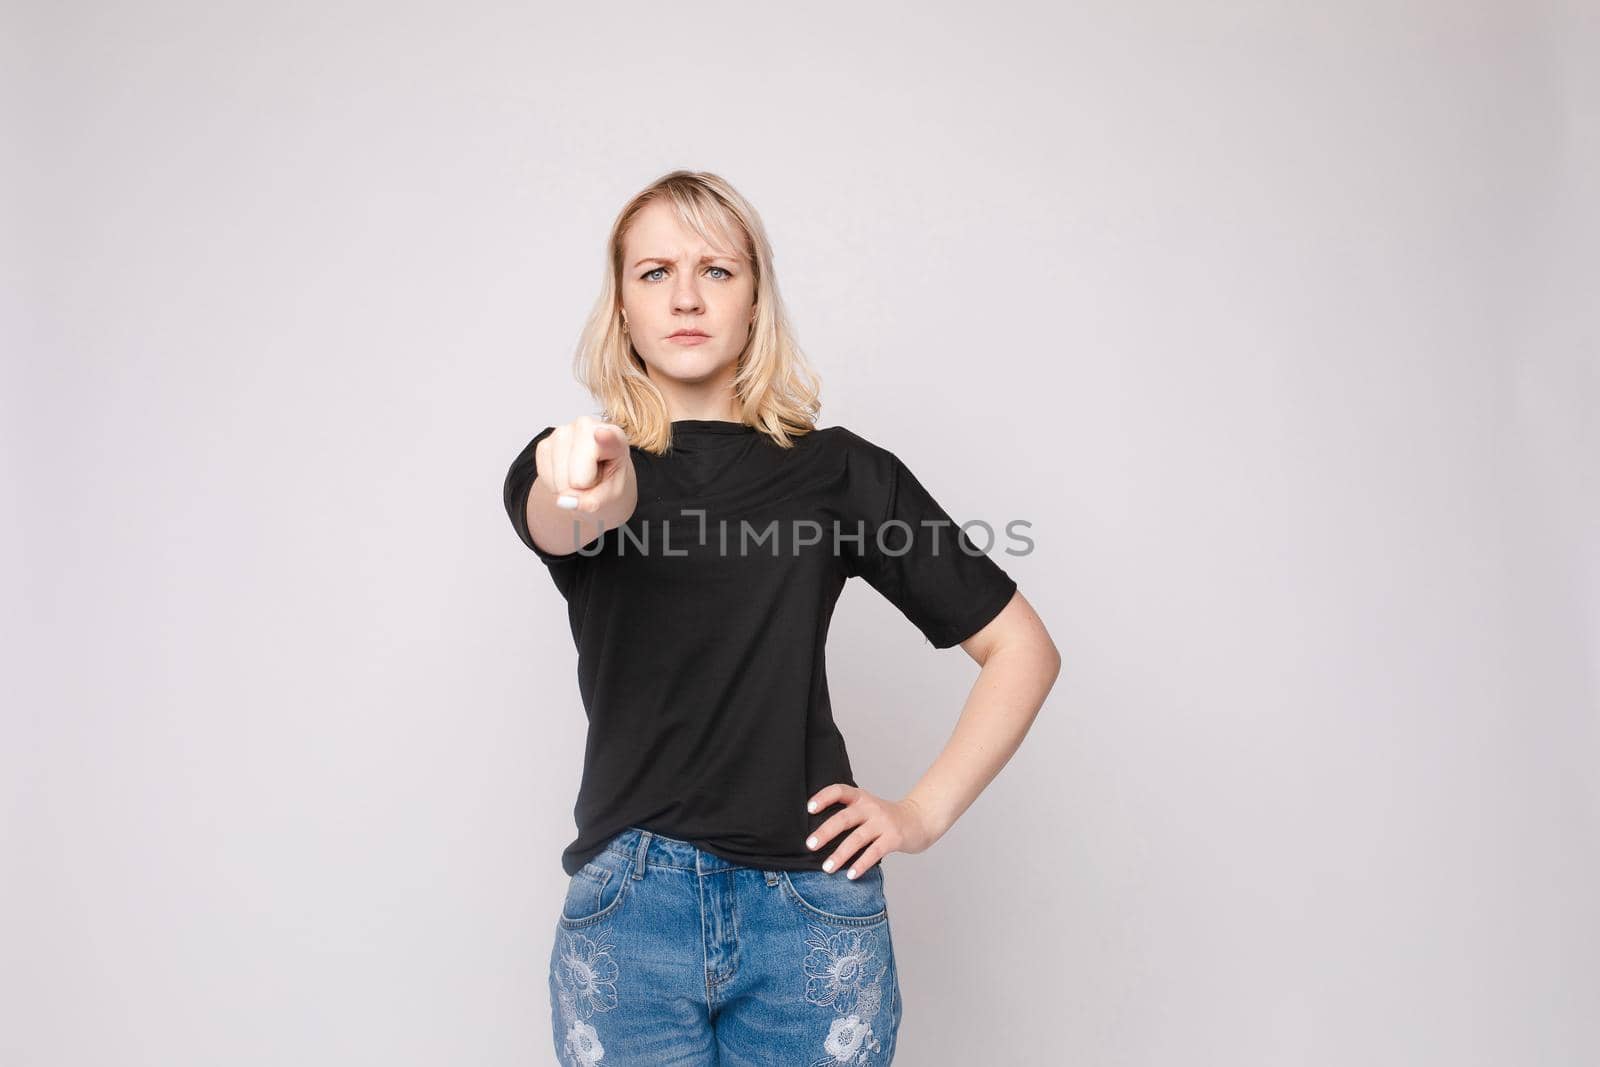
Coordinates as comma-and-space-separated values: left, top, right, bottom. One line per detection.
666, 332, 710, 345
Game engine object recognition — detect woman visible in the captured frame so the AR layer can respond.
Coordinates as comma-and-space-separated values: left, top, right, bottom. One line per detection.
503, 170, 1060, 1065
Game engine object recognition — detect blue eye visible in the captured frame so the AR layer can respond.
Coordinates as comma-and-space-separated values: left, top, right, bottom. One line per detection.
640, 266, 735, 281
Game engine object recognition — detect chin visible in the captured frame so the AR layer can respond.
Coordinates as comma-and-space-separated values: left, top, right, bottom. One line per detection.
648, 347, 736, 379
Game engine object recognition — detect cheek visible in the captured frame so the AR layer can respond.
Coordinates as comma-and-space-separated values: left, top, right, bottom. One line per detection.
715, 284, 756, 322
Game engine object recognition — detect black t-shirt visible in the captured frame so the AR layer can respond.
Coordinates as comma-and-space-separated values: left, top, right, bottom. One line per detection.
503, 419, 1018, 876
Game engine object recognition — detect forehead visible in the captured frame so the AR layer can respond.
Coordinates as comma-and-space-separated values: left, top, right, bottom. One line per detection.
624, 198, 745, 260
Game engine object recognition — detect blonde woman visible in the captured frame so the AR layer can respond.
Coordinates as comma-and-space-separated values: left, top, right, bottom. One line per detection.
504, 170, 1060, 1066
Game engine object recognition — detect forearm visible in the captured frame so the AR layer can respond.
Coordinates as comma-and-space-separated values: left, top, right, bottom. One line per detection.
902, 638, 1061, 842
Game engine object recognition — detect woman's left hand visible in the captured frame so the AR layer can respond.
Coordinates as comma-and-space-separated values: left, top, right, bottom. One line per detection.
803, 784, 939, 879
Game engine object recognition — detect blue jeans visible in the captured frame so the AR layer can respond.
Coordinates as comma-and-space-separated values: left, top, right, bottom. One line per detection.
548, 826, 903, 1066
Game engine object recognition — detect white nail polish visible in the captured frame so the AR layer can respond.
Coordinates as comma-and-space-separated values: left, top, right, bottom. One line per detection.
557, 495, 578, 509
806, 836, 817, 849
807, 801, 817, 813
847, 868, 857, 879
822, 860, 833, 872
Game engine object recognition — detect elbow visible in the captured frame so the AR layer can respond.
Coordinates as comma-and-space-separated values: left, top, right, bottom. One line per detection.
1041, 638, 1063, 690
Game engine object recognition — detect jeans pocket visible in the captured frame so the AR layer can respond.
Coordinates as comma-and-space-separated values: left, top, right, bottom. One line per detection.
559, 853, 632, 929
780, 865, 888, 925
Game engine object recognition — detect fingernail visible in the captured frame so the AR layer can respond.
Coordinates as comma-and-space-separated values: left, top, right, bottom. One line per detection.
557, 495, 578, 509
847, 868, 857, 879
806, 836, 817, 849
807, 801, 817, 813
822, 860, 833, 872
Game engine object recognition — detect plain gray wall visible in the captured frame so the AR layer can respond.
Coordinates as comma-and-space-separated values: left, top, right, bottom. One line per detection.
6, 1, 1597, 1064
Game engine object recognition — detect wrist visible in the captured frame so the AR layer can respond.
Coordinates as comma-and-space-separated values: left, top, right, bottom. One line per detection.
901, 794, 949, 847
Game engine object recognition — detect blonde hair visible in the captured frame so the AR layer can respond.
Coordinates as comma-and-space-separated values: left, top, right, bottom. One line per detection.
570, 170, 822, 454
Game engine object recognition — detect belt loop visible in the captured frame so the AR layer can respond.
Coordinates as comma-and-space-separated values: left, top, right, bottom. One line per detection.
764, 869, 779, 887
633, 831, 653, 880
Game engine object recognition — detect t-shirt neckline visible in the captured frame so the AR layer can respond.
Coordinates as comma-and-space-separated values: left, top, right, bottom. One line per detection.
670, 419, 756, 435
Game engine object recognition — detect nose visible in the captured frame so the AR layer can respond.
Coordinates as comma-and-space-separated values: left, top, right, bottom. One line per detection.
671, 275, 704, 314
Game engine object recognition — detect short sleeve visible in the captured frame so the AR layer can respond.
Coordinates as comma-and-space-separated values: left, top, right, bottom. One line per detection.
854, 452, 1018, 649
502, 425, 589, 597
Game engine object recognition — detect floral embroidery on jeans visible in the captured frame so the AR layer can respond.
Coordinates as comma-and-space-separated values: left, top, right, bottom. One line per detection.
803, 923, 887, 1065
553, 930, 619, 1066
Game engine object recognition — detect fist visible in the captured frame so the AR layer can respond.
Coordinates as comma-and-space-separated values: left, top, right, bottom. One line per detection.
534, 415, 634, 513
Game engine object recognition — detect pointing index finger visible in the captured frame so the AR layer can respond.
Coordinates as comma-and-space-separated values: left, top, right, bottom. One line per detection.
568, 422, 627, 490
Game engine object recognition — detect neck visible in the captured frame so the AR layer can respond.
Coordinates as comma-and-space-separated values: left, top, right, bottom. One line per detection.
646, 367, 743, 423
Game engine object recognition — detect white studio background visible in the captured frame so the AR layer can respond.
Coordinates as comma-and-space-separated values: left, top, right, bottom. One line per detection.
5, 1, 1597, 1064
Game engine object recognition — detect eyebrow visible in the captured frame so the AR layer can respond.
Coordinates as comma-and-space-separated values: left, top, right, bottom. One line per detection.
631, 254, 739, 269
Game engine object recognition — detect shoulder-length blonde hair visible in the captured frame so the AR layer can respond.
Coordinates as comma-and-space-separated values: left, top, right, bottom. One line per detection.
570, 170, 822, 454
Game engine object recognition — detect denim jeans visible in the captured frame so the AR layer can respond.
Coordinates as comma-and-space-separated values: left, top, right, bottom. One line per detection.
548, 826, 903, 1066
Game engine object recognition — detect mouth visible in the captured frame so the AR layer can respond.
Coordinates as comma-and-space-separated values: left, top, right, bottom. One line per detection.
666, 330, 710, 346
668, 330, 709, 339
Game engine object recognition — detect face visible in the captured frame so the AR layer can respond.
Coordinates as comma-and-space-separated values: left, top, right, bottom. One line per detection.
619, 199, 756, 399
